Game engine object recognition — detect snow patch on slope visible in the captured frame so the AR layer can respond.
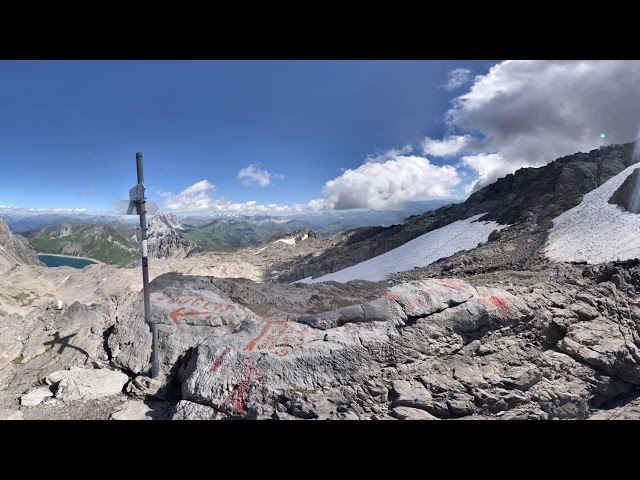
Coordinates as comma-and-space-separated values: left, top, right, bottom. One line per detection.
276, 237, 296, 246
297, 213, 503, 284
546, 162, 640, 264
253, 236, 297, 254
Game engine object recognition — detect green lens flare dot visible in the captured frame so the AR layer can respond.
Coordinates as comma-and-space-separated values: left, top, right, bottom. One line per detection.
600, 133, 606, 138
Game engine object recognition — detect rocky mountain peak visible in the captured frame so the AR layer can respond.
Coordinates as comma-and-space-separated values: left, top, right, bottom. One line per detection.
0, 218, 43, 269
151, 212, 183, 231
0, 217, 10, 236
145, 213, 200, 260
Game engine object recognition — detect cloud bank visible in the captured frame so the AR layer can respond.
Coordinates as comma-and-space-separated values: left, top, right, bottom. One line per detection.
438, 60, 640, 190
159, 180, 326, 214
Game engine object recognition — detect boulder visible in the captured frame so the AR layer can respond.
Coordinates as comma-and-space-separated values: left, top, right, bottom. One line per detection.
108, 285, 259, 375
46, 367, 128, 402
20, 387, 53, 406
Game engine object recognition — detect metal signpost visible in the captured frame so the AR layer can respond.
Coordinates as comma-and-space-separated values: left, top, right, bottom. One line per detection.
127, 152, 159, 378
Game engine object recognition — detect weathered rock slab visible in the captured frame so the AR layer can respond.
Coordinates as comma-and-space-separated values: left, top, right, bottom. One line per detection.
46, 367, 128, 402
20, 387, 53, 406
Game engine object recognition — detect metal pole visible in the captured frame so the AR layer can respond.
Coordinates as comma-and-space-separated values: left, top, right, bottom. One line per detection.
136, 152, 159, 378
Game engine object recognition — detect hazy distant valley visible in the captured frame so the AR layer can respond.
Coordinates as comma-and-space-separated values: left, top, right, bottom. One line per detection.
5, 203, 453, 266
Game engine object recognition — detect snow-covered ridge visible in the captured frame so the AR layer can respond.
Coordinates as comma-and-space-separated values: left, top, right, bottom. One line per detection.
545, 162, 640, 264
296, 213, 504, 284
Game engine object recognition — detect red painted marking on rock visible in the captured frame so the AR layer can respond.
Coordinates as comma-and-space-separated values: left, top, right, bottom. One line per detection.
219, 357, 259, 415
209, 346, 231, 373
480, 293, 511, 318
169, 307, 209, 325
243, 321, 272, 351
414, 281, 432, 297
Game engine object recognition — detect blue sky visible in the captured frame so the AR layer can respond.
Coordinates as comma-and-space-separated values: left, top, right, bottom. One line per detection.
1, 60, 638, 215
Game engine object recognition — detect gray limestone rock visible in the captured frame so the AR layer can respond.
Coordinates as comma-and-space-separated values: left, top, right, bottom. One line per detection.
109, 399, 172, 420
557, 318, 640, 384
171, 400, 224, 420
589, 396, 640, 420
609, 167, 640, 213
108, 284, 259, 375
0, 409, 24, 420
5, 298, 120, 393
390, 380, 434, 411
146, 213, 202, 260
0, 218, 43, 268
46, 367, 129, 402
390, 406, 438, 420
20, 387, 53, 406
180, 278, 532, 418
110, 400, 154, 420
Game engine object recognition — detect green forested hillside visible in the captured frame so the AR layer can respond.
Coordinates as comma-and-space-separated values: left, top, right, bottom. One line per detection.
23, 224, 139, 266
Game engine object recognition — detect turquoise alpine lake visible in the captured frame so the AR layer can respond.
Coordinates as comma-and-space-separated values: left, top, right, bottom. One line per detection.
38, 254, 97, 269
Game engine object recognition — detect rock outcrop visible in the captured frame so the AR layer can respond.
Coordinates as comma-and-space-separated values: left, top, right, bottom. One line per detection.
145, 212, 202, 260
0, 218, 42, 269
108, 275, 259, 375
46, 367, 129, 401
609, 167, 640, 213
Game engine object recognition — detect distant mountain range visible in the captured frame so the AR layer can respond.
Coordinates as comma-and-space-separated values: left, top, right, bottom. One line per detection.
1, 200, 455, 237
2, 200, 458, 266
0, 212, 138, 233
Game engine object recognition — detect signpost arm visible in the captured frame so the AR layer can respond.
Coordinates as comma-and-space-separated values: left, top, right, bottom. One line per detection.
136, 152, 159, 378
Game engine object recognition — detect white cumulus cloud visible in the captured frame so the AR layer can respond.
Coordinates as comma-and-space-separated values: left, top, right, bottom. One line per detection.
238, 163, 285, 186
323, 153, 461, 210
182, 180, 215, 195
443, 68, 472, 91
158, 180, 217, 211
